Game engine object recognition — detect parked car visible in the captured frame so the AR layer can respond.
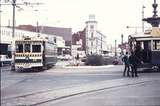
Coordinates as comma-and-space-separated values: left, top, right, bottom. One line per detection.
81, 56, 87, 62
57, 55, 72, 61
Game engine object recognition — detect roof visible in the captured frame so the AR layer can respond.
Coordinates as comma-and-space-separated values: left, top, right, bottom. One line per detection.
38, 26, 72, 41
129, 33, 160, 41
16, 25, 72, 41
129, 33, 152, 38
129, 27, 160, 38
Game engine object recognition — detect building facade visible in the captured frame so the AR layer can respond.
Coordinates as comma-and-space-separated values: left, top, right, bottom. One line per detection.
17, 25, 72, 46
0, 27, 65, 59
85, 15, 107, 55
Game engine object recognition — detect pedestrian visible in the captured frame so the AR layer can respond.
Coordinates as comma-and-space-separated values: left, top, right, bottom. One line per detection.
122, 52, 130, 77
129, 51, 141, 77
75, 53, 80, 66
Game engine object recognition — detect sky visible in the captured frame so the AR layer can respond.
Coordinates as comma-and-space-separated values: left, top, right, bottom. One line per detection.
1, 0, 160, 45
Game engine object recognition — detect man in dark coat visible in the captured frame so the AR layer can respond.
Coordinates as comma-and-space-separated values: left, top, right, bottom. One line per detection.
129, 51, 141, 77
122, 52, 130, 77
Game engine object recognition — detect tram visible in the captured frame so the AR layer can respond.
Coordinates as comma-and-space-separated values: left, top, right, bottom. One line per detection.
128, 27, 160, 70
15, 36, 57, 71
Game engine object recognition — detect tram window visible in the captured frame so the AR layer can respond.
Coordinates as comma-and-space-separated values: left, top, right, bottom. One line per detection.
25, 44, 30, 52
16, 44, 23, 53
32, 45, 41, 53
153, 40, 160, 50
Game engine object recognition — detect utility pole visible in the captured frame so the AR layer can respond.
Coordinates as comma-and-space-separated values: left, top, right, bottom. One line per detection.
34, 9, 39, 35
36, 21, 39, 34
101, 35, 102, 54
0, 0, 1, 37
11, 0, 16, 71
115, 40, 117, 58
121, 34, 124, 55
142, 5, 145, 32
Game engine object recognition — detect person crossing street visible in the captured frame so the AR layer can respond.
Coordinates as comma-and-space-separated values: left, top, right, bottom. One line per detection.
129, 51, 141, 77
122, 52, 130, 77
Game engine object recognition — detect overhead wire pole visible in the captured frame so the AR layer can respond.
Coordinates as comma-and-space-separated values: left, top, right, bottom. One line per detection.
121, 34, 124, 55
115, 40, 117, 58
142, 5, 145, 32
11, 0, 16, 71
0, 0, 1, 37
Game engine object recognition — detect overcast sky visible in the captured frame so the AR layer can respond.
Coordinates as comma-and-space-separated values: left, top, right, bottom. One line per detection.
1, 0, 160, 44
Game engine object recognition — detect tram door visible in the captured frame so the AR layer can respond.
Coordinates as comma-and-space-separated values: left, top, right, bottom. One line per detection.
142, 40, 151, 63
134, 40, 151, 63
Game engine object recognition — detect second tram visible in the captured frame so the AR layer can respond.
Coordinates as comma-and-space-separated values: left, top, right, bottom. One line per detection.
128, 28, 160, 70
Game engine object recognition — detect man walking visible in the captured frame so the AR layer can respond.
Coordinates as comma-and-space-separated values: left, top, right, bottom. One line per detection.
122, 52, 130, 77
129, 51, 141, 77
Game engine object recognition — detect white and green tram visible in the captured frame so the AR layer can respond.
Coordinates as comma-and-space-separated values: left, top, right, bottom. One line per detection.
15, 36, 57, 71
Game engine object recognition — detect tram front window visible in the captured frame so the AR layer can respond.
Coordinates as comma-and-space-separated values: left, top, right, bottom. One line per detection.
16, 44, 23, 53
25, 44, 30, 52
32, 45, 41, 53
153, 40, 160, 50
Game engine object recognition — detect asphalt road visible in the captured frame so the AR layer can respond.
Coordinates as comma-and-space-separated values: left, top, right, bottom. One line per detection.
1, 65, 123, 99
1, 63, 160, 106
46, 78, 160, 106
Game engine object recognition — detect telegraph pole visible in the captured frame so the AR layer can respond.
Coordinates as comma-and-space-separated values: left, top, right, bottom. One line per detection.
142, 5, 145, 32
0, 0, 1, 37
101, 34, 102, 54
11, 0, 16, 71
121, 34, 124, 55
115, 40, 117, 58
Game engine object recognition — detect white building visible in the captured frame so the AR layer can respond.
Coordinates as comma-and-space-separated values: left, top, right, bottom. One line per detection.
71, 39, 86, 58
0, 27, 65, 58
85, 15, 107, 55
0, 26, 66, 44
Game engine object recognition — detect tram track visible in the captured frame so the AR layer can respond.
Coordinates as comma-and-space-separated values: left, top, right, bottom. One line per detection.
1, 72, 46, 100
30, 79, 160, 106
2, 78, 160, 106
2, 73, 37, 90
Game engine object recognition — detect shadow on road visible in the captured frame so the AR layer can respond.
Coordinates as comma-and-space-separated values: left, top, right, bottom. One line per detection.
138, 68, 160, 73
